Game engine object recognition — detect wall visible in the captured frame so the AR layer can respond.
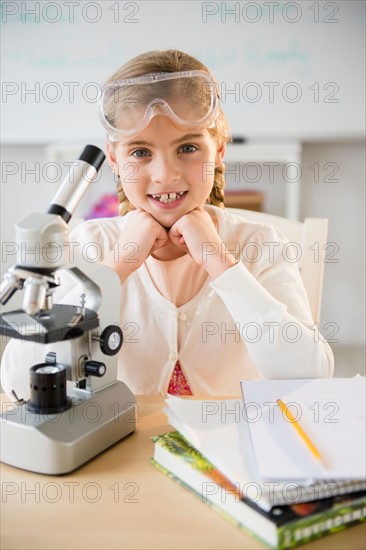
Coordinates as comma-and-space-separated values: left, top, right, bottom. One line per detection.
301, 141, 365, 346
1, 0, 365, 142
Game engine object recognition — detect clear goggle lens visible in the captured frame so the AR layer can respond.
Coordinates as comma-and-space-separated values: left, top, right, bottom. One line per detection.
98, 70, 219, 140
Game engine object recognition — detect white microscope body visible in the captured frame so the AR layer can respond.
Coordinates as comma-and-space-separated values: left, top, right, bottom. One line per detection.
0, 145, 136, 474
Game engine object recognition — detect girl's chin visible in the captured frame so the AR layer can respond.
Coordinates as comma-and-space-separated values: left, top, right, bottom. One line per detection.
146, 202, 191, 227
150, 212, 182, 230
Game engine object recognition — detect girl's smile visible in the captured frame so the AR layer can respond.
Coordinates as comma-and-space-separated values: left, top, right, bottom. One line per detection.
148, 190, 188, 208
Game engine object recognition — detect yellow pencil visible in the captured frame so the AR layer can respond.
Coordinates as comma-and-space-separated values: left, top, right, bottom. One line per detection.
277, 399, 328, 469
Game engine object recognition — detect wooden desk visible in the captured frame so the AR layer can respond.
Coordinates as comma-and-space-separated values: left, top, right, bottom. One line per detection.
1, 396, 365, 550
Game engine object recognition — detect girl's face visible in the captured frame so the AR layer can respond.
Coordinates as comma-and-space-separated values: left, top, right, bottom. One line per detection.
106, 115, 225, 228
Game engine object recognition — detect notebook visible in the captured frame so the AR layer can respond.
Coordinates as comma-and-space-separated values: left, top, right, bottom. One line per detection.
164, 377, 366, 510
240, 377, 366, 480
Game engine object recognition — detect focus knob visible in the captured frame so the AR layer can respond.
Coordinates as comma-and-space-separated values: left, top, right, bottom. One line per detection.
99, 325, 123, 356
84, 360, 106, 377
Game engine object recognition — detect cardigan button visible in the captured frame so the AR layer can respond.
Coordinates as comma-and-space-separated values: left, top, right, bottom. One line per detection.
168, 352, 177, 361
178, 312, 187, 321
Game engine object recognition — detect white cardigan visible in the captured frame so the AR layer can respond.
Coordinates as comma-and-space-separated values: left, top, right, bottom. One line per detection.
1, 206, 334, 398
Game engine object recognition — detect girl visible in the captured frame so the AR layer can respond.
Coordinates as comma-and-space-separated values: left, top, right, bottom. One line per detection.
1, 49, 333, 397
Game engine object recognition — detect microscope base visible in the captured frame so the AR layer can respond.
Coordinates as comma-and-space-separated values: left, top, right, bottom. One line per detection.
0, 381, 136, 474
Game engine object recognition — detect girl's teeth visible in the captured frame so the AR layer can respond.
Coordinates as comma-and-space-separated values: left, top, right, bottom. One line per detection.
151, 191, 185, 203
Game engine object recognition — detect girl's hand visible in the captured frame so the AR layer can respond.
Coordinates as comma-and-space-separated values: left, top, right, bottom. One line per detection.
105, 209, 169, 282
168, 208, 237, 278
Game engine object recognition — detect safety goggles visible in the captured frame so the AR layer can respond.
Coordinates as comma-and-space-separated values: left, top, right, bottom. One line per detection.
98, 70, 219, 140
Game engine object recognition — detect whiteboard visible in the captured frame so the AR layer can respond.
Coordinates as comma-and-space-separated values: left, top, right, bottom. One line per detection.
1, 0, 365, 142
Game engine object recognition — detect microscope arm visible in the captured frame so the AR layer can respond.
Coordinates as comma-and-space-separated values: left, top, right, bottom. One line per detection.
67, 267, 102, 313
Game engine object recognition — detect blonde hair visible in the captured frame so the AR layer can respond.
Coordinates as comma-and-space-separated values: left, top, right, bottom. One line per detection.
105, 49, 231, 216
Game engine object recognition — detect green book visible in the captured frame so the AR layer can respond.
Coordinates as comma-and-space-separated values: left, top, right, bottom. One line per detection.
151, 431, 366, 550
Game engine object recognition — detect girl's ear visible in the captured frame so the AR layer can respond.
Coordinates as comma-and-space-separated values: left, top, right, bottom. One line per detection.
215, 141, 226, 167
105, 139, 119, 176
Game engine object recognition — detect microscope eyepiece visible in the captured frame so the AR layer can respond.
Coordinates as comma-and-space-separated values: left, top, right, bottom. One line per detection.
78, 144, 106, 171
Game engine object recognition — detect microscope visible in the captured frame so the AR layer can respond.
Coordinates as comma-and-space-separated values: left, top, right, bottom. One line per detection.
0, 145, 136, 474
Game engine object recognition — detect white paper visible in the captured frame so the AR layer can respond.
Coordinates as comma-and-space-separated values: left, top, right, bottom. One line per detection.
240, 378, 366, 480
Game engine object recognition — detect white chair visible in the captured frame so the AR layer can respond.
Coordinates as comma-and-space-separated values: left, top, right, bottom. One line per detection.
226, 208, 328, 324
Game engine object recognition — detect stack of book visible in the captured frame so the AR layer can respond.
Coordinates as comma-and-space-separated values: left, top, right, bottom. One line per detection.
151, 377, 366, 549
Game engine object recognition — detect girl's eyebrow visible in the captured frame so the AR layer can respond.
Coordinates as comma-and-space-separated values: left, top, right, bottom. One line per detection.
122, 133, 205, 148
121, 139, 151, 147
171, 133, 205, 144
